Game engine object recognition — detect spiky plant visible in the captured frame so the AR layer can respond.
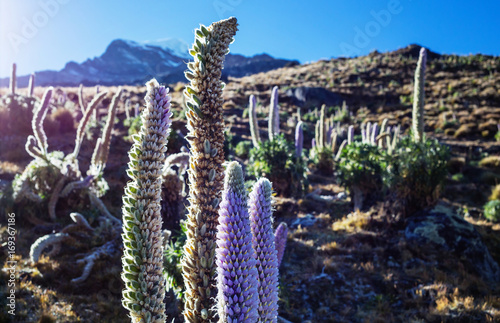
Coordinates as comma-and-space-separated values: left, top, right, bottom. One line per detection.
274, 222, 288, 267
248, 178, 279, 322
268, 86, 279, 141
295, 121, 303, 158
181, 17, 238, 323
215, 161, 259, 323
28, 73, 35, 97
249, 94, 261, 147
412, 47, 427, 143
121, 79, 172, 323
9, 63, 16, 95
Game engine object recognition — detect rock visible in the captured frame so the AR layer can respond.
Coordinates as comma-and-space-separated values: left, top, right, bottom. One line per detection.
337, 192, 347, 200
291, 214, 317, 228
405, 204, 500, 282
285, 86, 343, 108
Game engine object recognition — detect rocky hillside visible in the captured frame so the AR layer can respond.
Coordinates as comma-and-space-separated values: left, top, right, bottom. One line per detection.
1, 44, 500, 322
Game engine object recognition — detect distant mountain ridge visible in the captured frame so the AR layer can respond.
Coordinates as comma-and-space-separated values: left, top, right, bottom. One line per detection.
0, 38, 299, 87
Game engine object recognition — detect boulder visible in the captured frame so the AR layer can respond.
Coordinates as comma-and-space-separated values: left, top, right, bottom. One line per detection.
405, 204, 500, 282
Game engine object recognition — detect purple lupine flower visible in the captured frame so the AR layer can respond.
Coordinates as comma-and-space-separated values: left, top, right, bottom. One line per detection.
274, 222, 288, 267
295, 121, 303, 158
216, 161, 259, 323
249, 178, 279, 322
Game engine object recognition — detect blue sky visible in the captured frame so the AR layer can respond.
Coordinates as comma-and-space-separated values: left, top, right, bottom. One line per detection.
0, 0, 499, 78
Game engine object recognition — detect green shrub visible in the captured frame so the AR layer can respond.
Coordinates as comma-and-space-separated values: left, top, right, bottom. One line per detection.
164, 222, 187, 302
234, 140, 252, 159
336, 141, 387, 210
386, 137, 450, 214
247, 134, 307, 197
310, 146, 334, 175
124, 115, 142, 137
484, 200, 500, 222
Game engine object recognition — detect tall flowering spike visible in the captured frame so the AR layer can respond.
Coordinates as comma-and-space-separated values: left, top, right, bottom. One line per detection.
412, 47, 427, 143
268, 86, 279, 141
78, 84, 86, 113
319, 104, 326, 147
380, 118, 389, 135
249, 94, 261, 147
295, 121, 304, 158
216, 161, 259, 323
274, 222, 288, 267
370, 123, 379, 145
347, 125, 354, 145
249, 178, 279, 322
314, 120, 320, 149
182, 17, 238, 323
121, 79, 172, 323
31, 87, 53, 157
97, 88, 122, 168
73, 91, 108, 159
28, 73, 35, 97
9, 63, 16, 95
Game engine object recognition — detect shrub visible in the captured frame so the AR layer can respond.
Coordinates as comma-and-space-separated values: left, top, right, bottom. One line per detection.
336, 141, 387, 211
310, 146, 334, 174
479, 155, 500, 171
489, 184, 500, 201
484, 200, 500, 222
386, 137, 450, 214
248, 134, 307, 197
234, 140, 252, 159
164, 223, 187, 302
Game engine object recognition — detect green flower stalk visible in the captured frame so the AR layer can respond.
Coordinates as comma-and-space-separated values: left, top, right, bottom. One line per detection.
412, 47, 427, 143
181, 17, 238, 323
249, 94, 261, 147
121, 79, 172, 323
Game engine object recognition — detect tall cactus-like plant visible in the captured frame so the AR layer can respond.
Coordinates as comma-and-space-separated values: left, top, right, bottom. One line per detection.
268, 86, 279, 141
181, 17, 238, 323
216, 161, 259, 323
249, 94, 261, 147
9, 63, 16, 95
295, 121, 304, 158
121, 79, 172, 323
28, 73, 35, 97
248, 178, 279, 322
412, 47, 427, 143
30, 87, 53, 159
318, 104, 326, 148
